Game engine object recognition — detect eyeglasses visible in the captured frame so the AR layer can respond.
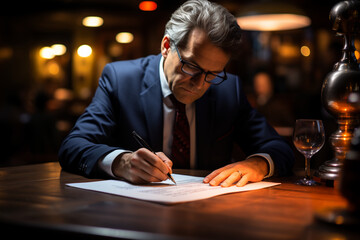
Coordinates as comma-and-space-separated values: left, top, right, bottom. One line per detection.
174, 44, 227, 85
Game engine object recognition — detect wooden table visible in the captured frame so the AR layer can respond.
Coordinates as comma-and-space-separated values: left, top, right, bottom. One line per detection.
0, 162, 358, 240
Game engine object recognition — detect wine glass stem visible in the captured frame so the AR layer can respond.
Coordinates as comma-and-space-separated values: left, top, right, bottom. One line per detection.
305, 157, 311, 180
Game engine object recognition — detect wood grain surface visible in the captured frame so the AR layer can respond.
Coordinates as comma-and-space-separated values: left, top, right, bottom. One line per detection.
0, 162, 358, 239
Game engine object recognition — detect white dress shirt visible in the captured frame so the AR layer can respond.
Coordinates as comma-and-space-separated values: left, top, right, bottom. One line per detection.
159, 56, 197, 169
98, 56, 274, 178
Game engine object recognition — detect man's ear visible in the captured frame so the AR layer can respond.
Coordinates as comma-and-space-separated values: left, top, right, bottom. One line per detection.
161, 36, 171, 58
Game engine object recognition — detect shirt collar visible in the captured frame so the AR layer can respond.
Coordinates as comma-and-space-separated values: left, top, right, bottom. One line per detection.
159, 56, 172, 99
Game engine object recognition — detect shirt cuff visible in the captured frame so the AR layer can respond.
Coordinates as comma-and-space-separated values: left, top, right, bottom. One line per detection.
246, 153, 274, 178
98, 149, 131, 178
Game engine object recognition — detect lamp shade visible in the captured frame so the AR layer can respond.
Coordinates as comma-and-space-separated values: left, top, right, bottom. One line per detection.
236, 1, 311, 31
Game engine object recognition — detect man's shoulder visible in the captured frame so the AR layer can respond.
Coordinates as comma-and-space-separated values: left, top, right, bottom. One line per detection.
224, 72, 239, 82
210, 72, 240, 92
105, 54, 161, 73
99, 54, 161, 91
204, 72, 244, 106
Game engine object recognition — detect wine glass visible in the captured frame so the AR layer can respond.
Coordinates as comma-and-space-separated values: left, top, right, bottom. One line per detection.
293, 119, 325, 186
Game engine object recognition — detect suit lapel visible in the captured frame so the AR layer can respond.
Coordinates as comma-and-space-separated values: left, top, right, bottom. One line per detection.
138, 54, 217, 161
139, 55, 163, 151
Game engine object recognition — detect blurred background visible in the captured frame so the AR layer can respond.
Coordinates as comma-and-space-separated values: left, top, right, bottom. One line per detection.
0, 0, 359, 171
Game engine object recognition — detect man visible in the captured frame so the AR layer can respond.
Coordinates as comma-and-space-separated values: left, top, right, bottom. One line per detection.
59, 0, 294, 187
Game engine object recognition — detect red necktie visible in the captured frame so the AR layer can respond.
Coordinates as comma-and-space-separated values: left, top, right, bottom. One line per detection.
170, 95, 190, 169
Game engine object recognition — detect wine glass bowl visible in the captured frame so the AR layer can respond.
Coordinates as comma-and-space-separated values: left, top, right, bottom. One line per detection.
293, 119, 325, 186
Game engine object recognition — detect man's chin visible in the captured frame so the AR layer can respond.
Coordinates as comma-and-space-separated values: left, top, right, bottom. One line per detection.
175, 94, 198, 104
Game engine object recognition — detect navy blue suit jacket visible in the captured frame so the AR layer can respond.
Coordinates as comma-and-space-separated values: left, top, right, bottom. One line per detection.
59, 54, 294, 177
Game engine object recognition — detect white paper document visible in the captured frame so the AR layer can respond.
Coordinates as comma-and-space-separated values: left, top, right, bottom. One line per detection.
67, 174, 280, 204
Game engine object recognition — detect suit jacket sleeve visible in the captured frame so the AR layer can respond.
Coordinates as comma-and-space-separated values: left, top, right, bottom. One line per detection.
58, 64, 122, 177
58, 55, 162, 177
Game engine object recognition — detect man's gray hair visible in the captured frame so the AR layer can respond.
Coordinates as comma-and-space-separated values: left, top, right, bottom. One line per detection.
164, 0, 242, 55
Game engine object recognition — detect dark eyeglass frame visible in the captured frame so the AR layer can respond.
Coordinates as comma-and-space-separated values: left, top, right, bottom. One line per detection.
174, 44, 227, 85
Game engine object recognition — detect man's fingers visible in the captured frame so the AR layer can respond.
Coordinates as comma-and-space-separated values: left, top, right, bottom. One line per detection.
208, 169, 234, 186
204, 165, 251, 187
236, 174, 249, 187
124, 148, 169, 182
137, 149, 170, 175
221, 171, 242, 187
129, 167, 162, 184
130, 155, 168, 181
156, 152, 173, 174
203, 167, 227, 183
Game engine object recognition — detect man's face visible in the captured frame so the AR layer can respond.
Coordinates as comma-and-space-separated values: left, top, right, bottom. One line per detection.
162, 28, 230, 104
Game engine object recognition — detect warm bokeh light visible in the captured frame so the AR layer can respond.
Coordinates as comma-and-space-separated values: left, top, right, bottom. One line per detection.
355, 50, 360, 60
300, 46, 311, 57
355, 39, 360, 60
139, 1, 157, 11
39, 47, 55, 59
278, 44, 299, 58
54, 88, 74, 101
116, 32, 134, 44
47, 61, 60, 75
77, 45, 92, 57
39, 44, 66, 59
82, 16, 104, 27
0, 47, 13, 60
51, 44, 67, 56
237, 14, 311, 31
108, 43, 123, 57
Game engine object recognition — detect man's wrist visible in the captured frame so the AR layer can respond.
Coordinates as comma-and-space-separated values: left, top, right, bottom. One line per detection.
97, 149, 131, 178
246, 153, 274, 178
111, 152, 132, 179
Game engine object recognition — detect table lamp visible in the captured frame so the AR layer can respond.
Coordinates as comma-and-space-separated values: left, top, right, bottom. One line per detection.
318, 0, 360, 183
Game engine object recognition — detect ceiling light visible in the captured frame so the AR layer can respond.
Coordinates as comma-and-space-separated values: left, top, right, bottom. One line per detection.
236, 1, 311, 31
39, 47, 55, 59
77, 45, 92, 57
82, 16, 104, 27
116, 32, 134, 44
237, 14, 311, 31
51, 44, 67, 56
139, 1, 157, 11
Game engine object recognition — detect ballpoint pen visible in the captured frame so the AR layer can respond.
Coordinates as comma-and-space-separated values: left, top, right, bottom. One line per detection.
132, 131, 177, 184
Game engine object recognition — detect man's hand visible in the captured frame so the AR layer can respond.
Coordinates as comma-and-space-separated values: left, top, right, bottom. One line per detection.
112, 148, 173, 184
203, 157, 269, 187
